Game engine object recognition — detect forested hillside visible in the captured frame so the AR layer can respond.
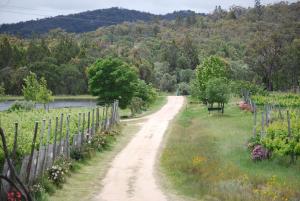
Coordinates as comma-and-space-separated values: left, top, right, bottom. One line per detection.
0, 7, 201, 37
0, 1, 299, 95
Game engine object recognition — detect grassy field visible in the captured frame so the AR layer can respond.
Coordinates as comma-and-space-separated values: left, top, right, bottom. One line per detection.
160, 98, 300, 201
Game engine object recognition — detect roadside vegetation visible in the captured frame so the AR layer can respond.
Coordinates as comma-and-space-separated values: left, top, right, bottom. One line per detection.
160, 98, 300, 201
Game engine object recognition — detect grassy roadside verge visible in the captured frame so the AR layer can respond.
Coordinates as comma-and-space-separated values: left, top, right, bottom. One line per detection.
160, 98, 300, 201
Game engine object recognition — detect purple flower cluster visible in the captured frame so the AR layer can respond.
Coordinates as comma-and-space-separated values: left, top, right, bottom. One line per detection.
251, 145, 269, 161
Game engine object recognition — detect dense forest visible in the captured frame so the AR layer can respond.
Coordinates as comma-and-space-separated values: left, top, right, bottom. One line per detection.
0, 8, 201, 37
0, 1, 299, 96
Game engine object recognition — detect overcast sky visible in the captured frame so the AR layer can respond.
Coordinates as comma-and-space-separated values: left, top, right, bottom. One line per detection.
0, 0, 298, 24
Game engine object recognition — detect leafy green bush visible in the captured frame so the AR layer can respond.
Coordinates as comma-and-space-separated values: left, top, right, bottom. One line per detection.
177, 82, 191, 95
134, 79, 157, 107
0, 84, 5, 102
47, 165, 66, 186
205, 78, 230, 106
230, 80, 267, 97
192, 56, 230, 102
8, 100, 35, 112
90, 133, 115, 152
70, 144, 94, 161
129, 97, 144, 116
47, 157, 72, 186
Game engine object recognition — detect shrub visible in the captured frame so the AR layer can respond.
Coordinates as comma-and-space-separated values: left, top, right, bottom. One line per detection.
90, 134, 108, 152
230, 80, 267, 97
70, 144, 94, 161
205, 78, 230, 106
29, 182, 46, 200
177, 82, 191, 95
47, 157, 72, 186
192, 56, 230, 102
129, 97, 144, 116
47, 165, 65, 186
251, 145, 270, 161
247, 135, 261, 151
8, 100, 35, 112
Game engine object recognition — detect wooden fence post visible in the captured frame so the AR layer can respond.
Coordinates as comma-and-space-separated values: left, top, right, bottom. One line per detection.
92, 109, 95, 136
78, 113, 81, 142
261, 112, 264, 138
34, 119, 46, 179
12, 122, 18, 161
82, 113, 85, 145
66, 115, 70, 160
102, 106, 105, 130
96, 107, 100, 131
43, 119, 51, 172
53, 117, 58, 164
253, 109, 257, 137
87, 111, 90, 134
58, 113, 64, 155
26, 122, 38, 184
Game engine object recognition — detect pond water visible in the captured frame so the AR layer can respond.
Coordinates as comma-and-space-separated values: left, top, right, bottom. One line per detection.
0, 100, 97, 111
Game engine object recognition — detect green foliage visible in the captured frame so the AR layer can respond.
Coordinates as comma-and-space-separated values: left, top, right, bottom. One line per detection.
8, 100, 35, 112
88, 58, 138, 109
159, 73, 177, 92
261, 115, 300, 158
37, 77, 53, 107
134, 79, 157, 107
0, 2, 299, 95
129, 97, 144, 116
0, 37, 12, 68
192, 56, 230, 102
252, 93, 300, 107
47, 156, 72, 186
177, 82, 191, 95
0, 83, 5, 102
0, 107, 92, 164
230, 80, 267, 97
205, 78, 230, 105
22, 72, 40, 102
22, 72, 53, 106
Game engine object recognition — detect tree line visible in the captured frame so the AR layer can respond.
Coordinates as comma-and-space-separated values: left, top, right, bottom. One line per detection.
0, 1, 299, 96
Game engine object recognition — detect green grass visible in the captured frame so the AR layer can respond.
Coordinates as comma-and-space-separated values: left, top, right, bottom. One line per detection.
160, 98, 300, 201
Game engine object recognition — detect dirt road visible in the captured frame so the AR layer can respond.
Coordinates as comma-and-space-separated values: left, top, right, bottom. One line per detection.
94, 96, 184, 201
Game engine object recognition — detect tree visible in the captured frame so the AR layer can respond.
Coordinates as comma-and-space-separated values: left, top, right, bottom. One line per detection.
22, 72, 53, 108
0, 84, 5, 102
22, 72, 40, 102
0, 37, 12, 68
246, 31, 285, 91
159, 73, 177, 92
88, 58, 138, 109
205, 78, 230, 107
254, 0, 263, 20
192, 56, 230, 102
37, 77, 53, 109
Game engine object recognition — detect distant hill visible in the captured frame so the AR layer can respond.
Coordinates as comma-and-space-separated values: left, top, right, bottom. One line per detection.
0, 7, 203, 37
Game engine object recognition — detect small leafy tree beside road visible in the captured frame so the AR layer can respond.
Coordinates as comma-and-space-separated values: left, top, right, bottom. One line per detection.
205, 78, 230, 107
22, 72, 53, 109
88, 58, 138, 109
